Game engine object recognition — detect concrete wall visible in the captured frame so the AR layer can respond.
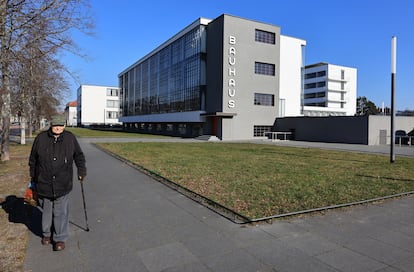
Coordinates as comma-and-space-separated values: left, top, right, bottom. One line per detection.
368, 116, 414, 145
274, 116, 369, 144
274, 115, 414, 145
205, 16, 224, 114
207, 14, 281, 140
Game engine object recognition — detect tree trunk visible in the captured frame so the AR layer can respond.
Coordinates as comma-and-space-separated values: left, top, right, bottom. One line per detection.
0, 69, 11, 161
0, 1, 11, 161
28, 116, 33, 137
0, 116, 10, 161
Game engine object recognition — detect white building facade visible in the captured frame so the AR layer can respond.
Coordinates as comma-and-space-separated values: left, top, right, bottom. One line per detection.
77, 84, 122, 127
303, 63, 357, 116
279, 35, 306, 117
64, 101, 77, 126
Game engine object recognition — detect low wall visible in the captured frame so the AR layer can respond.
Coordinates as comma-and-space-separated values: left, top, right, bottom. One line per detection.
369, 116, 414, 145
274, 115, 414, 145
274, 116, 369, 144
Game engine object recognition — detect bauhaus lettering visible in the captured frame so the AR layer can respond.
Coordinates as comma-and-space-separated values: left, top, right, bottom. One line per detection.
227, 36, 237, 108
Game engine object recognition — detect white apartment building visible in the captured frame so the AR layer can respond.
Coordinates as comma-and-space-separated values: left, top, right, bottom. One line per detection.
303, 62, 357, 116
64, 100, 77, 126
77, 84, 122, 127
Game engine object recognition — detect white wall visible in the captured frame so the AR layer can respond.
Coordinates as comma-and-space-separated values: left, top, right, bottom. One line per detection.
78, 85, 121, 126
328, 64, 357, 116
67, 106, 77, 126
279, 35, 306, 117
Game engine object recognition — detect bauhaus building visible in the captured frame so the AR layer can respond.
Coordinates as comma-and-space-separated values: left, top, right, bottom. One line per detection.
118, 14, 357, 140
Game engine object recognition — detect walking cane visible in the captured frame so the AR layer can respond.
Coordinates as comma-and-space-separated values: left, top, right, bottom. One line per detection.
80, 178, 90, 232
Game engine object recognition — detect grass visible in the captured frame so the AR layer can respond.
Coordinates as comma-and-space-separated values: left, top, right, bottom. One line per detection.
97, 142, 414, 219
0, 143, 32, 272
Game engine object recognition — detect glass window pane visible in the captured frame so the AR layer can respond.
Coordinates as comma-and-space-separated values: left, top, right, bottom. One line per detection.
255, 62, 275, 76
254, 93, 274, 106
255, 29, 275, 44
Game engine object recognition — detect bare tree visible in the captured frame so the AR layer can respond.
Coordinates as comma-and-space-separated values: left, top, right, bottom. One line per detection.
14, 54, 68, 135
0, 0, 94, 161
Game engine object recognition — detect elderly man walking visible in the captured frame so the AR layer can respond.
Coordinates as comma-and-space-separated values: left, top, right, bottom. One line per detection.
29, 115, 87, 251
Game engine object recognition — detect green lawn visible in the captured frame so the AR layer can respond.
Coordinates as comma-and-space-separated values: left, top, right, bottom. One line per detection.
97, 142, 414, 219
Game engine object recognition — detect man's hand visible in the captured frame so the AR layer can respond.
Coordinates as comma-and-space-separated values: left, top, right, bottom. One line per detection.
78, 176, 85, 182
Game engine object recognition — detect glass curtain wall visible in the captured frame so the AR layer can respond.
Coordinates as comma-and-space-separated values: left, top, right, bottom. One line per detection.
120, 25, 205, 116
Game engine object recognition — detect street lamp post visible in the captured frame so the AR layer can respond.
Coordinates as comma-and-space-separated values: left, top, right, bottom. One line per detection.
390, 36, 397, 163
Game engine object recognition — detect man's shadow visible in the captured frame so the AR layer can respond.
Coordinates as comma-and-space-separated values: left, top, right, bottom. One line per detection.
1, 195, 42, 237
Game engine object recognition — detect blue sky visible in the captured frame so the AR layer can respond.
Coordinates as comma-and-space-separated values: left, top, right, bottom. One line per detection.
63, 0, 414, 110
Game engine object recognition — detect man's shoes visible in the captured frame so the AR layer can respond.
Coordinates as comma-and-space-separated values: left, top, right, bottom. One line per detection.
41, 237, 51, 245
54, 241, 65, 251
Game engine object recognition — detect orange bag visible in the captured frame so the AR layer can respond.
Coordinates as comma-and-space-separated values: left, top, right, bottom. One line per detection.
24, 182, 38, 206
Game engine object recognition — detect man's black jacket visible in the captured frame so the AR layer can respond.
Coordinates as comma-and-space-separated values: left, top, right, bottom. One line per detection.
29, 129, 87, 199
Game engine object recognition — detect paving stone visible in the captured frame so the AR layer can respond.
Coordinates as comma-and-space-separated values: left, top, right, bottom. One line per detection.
138, 242, 198, 272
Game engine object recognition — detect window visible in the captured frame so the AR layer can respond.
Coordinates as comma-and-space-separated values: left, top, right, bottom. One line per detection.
304, 92, 325, 99
107, 88, 119, 97
254, 93, 274, 106
317, 81, 326, 87
254, 126, 272, 137
305, 71, 326, 79
305, 72, 316, 79
305, 102, 326, 107
106, 111, 119, 119
317, 71, 326, 77
118, 26, 205, 117
178, 124, 186, 135
305, 83, 316, 89
255, 62, 275, 76
106, 100, 119, 108
304, 81, 325, 89
255, 29, 275, 44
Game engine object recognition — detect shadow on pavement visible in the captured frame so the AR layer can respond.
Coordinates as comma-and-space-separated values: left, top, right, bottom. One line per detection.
1, 195, 42, 237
